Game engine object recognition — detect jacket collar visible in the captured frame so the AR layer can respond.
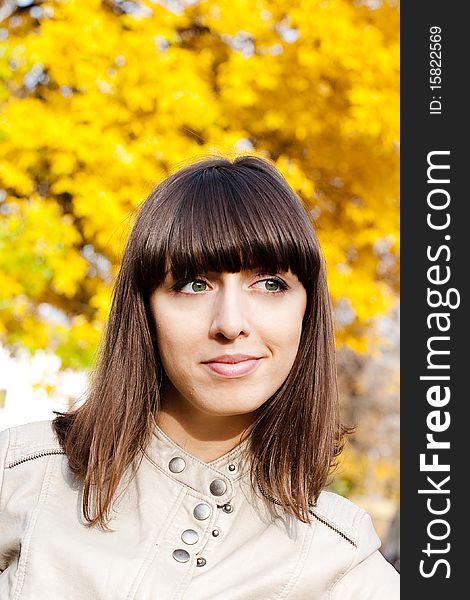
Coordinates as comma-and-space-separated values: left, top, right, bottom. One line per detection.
143, 424, 251, 505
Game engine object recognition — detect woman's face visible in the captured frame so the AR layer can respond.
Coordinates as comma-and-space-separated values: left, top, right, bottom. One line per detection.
150, 269, 307, 420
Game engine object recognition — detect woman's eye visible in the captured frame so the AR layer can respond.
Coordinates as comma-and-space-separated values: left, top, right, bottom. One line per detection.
178, 280, 208, 293
254, 277, 289, 293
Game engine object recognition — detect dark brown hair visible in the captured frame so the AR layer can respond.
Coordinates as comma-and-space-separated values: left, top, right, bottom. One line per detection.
54, 154, 345, 528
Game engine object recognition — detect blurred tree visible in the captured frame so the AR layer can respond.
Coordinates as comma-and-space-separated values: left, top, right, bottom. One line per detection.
331, 307, 400, 500
0, 0, 399, 368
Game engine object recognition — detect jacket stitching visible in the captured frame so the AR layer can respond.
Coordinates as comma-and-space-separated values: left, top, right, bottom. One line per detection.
7, 449, 65, 469
125, 486, 188, 600
309, 510, 358, 548
327, 550, 359, 600
277, 516, 317, 599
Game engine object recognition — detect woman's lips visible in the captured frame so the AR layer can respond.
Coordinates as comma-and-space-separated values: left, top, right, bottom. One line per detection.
203, 358, 261, 378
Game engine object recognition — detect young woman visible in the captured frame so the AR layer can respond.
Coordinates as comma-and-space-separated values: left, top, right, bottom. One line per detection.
0, 155, 399, 599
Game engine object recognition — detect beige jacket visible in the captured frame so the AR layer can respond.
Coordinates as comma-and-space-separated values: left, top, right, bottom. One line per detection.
0, 420, 399, 599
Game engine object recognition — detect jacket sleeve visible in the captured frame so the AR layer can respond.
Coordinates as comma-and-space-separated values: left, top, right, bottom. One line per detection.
331, 512, 400, 599
0, 421, 59, 577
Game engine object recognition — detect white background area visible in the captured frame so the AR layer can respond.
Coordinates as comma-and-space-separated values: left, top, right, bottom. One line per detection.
0, 345, 88, 431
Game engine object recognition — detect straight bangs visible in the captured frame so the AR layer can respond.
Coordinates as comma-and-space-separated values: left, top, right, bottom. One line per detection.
135, 158, 321, 295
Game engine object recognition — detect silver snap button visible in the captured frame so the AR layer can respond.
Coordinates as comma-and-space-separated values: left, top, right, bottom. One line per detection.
228, 464, 236, 472
181, 529, 199, 545
212, 528, 220, 537
222, 503, 233, 513
172, 549, 190, 563
209, 478, 227, 496
169, 457, 186, 473
196, 557, 207, 567
193, 503, 212, 520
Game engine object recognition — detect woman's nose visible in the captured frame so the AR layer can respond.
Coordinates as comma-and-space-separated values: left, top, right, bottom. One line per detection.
208, 283, 251, 340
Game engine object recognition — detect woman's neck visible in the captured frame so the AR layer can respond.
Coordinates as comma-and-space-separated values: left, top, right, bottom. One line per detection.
155, 405, 254, 463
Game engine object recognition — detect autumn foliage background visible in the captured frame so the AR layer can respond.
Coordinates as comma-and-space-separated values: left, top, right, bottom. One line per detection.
0, 0, 399, 505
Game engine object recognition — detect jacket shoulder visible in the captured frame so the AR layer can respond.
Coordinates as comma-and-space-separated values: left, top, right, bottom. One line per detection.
313, 491, 399, 598
312, 490, 374, 549
0, 419, 63, 468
